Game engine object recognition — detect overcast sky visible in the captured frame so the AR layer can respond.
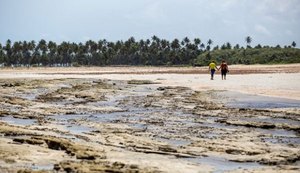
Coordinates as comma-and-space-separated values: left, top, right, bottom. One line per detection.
0, 0, 299, 47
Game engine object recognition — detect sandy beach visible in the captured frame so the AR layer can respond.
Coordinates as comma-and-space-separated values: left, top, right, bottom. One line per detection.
1, 64, 300, 100
0, 64, 299, 173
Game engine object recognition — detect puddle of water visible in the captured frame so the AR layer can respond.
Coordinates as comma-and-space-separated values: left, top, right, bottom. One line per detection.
196, 118, 300, 145
16, 93, 36, 100
15, 87, 50, 101
50, 108, 163, 135
258, 128, 297, 137
0, 162, 54, 171
129, 123, 147, 130
90, 108, 166, 123
185, 156, 261, 173
51, 114, 89, 121
240, 117, 300, 126
0, 116, 36, 126
201, 132, 221, 139
50, 114, 96, 134
92, 111, 130, 122
218, 91, 300, 109
198, 121, 241, 131
57, 84, 72, 88
31, 164, 54, 171
65, 125, 95, 134
258, 128, 300, 145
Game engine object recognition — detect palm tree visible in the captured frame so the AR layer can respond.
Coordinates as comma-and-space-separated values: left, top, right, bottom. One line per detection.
207, 39, 213, 46
48, 41, 57, 66
226, 42, 232, 49
11, 41, 23, 66
255, 44, 262, 49
36, 39, 48, 65
213, 45, 219, 50
194, 38, 201, 48
171, 39, 180, 50
243, 36, 252, 62
245, 36, 252, 48
28, 40, 36, 66
4, 39, 12, 65
200, 43, 205, 50
0, 43, 5, 65
192, 38, 202, 57
170, 39, 180, 64
21, 41, 31, 66
161, 39, 169, 49
291, 41, 296, 48
234, 44, 240, 49
151, 35, 160, 45
181, 37, 190, 47
207, 39, 213, 51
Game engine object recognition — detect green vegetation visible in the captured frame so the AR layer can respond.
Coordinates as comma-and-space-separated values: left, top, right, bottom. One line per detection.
195, 47, 300, 66
0, 36, 299, 67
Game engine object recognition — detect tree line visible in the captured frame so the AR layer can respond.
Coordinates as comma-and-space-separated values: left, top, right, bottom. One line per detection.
195, 37, 299, 65
0, 36, 298, 67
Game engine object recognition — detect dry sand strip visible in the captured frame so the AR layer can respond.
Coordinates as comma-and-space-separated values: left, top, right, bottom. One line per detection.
0, 63, 300, 75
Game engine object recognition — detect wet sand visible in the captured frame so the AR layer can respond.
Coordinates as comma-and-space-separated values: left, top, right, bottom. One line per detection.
0, 65, 299, 173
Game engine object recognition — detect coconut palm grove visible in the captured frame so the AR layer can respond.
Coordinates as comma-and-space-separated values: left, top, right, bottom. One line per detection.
0, 36, 299, 67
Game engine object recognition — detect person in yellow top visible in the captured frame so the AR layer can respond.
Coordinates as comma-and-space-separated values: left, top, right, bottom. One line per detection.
208, 60, 217, 80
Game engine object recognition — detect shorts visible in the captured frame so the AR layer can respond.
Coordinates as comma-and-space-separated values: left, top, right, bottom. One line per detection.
211, 69, 216, 75
221, 70, 227, 76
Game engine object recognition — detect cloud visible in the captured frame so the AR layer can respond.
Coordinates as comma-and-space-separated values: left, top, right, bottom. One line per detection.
254, 24, 271, 36
1, 0, 299, 47
220, 0, 241, 8
253, 0, 300, 19
285, 30, 293, 36
142, 1, 167, 21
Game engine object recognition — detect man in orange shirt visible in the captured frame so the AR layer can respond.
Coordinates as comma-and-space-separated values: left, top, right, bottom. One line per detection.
219, 60, 229, 80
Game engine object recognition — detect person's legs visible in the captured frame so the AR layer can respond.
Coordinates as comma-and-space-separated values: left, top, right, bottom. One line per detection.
211, 69, 215, 80
221, 70, 225, 80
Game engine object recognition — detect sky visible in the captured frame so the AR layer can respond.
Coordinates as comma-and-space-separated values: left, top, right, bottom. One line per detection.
0, 0, 299, 47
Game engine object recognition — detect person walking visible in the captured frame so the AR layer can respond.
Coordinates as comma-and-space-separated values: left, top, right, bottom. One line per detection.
208, 60, 217, 80
219, 60, 229, 80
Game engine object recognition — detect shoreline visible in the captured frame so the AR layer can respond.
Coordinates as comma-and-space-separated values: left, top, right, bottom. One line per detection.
0, 63, 300, 75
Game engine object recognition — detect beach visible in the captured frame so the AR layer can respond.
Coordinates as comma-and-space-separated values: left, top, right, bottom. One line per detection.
0, 64, 299, 173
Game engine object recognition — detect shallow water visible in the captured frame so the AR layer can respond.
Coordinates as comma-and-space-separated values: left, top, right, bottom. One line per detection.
30, 164, 54, 171
65, 125, 95, 134
50, 114, 95, 134
0, 116, 36, 126
1, 79, 299, 172
239, 117, 300, 126
51, 114, 89, 121
218, 91, 300, 108
185, 156, 262, 173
